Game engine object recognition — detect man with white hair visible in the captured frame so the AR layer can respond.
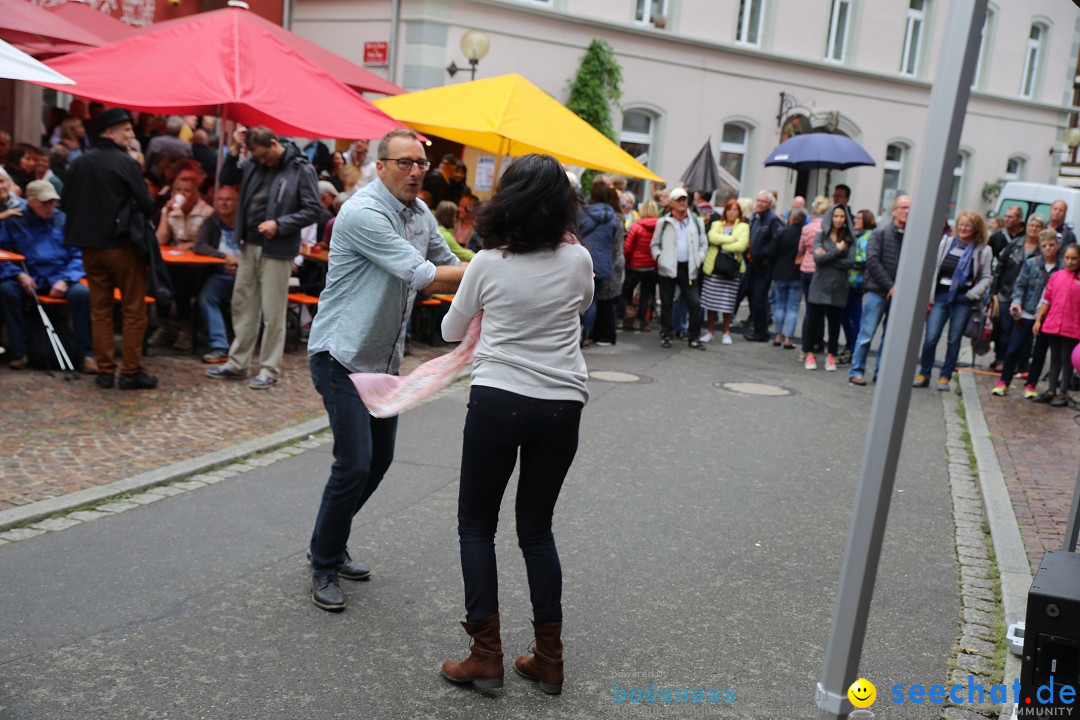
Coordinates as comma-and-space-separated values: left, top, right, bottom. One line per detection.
744, 190, 783, 341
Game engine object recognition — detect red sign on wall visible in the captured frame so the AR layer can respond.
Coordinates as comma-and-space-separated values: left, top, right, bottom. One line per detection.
364, 42, 389, 66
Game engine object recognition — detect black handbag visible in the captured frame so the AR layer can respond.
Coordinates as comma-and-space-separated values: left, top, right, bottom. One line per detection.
713, 251, 741, 280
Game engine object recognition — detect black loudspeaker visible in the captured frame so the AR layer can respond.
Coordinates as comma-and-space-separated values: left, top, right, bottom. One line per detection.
1020, 550, 1080, 713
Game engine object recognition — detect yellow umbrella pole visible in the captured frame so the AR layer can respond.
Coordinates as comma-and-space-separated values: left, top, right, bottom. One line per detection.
490, 137, 509, 194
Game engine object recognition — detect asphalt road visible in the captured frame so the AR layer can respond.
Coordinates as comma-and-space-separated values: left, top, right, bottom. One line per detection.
0, 335, 959, 719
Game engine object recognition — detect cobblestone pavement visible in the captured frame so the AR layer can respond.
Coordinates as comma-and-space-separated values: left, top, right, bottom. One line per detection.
968, 367, 1080, 573
0, 342, 442, 511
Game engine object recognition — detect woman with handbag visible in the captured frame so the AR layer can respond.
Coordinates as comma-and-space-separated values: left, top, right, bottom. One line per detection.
914, 210, 993, 391
439, 153, 593, 695
700, 198, 749, 344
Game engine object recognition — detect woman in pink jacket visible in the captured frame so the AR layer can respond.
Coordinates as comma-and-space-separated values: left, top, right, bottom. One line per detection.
1032, 243, 1080, 406
796, 195, 830, 357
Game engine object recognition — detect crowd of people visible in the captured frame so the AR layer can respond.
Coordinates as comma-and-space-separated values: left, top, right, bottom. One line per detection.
606, 178, 1080, 405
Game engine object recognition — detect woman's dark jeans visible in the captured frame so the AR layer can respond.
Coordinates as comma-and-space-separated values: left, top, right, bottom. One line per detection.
1000, 317, 1047, 388
308, 351, 398, 576
458, 385, 582, 623
1046, 334, 1079, 394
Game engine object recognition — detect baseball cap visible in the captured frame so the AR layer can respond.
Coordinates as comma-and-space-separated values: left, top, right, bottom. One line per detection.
669, 188, 689, 201
26, 180, 60, 203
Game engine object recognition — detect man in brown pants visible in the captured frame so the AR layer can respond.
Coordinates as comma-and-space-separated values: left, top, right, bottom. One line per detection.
64, 108, 159, 389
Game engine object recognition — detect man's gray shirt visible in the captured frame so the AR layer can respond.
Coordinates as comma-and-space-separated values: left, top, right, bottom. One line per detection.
307, 178, 459, 374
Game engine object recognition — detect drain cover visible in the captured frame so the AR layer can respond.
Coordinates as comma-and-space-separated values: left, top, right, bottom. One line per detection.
589, 370, 654, 384
716, 381, 795, 397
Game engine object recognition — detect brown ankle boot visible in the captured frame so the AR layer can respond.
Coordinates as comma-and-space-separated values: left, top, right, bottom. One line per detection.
514, 619, 563, 694
440, 613, 504, 690
622, 317, 637, 331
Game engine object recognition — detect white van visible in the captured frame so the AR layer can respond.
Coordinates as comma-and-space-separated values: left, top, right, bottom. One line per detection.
994, 182, 1080, 226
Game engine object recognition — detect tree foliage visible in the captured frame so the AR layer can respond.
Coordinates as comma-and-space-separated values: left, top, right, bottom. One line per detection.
567, 39, 623, 142
566, 39, 623, 191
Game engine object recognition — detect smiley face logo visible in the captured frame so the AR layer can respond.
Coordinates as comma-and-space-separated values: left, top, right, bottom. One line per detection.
848, 678, 876, 708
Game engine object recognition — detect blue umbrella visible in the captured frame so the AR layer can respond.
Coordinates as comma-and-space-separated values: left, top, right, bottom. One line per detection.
763, 133, 876, 171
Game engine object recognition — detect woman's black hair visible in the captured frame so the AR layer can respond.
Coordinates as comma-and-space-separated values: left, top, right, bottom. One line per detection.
475, 154, 578, 253
827, 202, 853, 243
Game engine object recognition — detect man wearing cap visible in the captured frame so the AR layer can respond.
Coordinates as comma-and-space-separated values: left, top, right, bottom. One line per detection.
650, 187, 708, 349
0, 180, 93, 371
64, 107, 159, 390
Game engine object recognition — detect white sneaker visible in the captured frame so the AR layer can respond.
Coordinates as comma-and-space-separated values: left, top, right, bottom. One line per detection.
805, 354, 817, 370
721, 333, 732, 345
699, 331, 714, 343
825, 357, 837, 372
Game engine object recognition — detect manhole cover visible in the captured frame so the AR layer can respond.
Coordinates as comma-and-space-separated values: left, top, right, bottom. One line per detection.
716, 381, 795, 397
589, 370, 654, 384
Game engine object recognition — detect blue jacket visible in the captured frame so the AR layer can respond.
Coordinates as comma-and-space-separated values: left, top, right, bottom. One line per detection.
0, 205, 84, 287
1012, 254, 1062, 316
577, 203, 618, 280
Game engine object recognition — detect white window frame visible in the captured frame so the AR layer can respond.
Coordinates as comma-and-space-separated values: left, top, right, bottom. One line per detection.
634, 0, 668, 26
824, 0, 851, 63
719, 122, 751, 197
900, 0, 925, 77
619, 108, 658, 198
971, 9, 990, 89
949, 151, 968, 220
880, 142, 907, 214
1004, 155, 1025, 182
735, 0, 765, 47
1020, 23, 1045, 99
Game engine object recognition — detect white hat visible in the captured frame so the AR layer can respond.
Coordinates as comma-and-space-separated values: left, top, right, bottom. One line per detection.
669, 188, 689, 201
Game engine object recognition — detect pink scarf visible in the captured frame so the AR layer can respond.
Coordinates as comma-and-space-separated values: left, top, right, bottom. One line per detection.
349, 311, 482, 418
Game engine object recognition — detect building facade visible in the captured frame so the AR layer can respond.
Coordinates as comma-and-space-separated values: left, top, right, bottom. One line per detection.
293, 0, 1080, 216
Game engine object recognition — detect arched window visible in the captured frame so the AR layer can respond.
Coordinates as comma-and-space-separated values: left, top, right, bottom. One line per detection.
620, 109, 656, 201
719, 122, 751, 200
900, 0, 926, 76
948, 152, 969, 219
1004, 156, 1025, 182
879, 142, 908, 214
1021, 22, 1047, 99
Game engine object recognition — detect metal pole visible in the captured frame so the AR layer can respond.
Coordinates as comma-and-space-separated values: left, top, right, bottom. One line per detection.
814, 1, 986, 718
388, 0, 400, 86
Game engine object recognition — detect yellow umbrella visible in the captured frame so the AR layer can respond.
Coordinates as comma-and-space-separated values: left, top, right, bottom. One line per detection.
374, 73, 661, 182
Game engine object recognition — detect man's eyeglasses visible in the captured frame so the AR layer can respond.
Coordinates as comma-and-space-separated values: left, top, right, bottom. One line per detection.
381, 157, 432, 171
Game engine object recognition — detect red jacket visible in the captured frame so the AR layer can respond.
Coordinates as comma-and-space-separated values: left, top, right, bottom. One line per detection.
624, 217, 658, 270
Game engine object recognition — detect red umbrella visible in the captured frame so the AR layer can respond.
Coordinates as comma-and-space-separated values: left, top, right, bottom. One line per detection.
0, 0, 104, 49
47, 3, 140, 44
36, 8, 406, 140
137, 9, 404, 96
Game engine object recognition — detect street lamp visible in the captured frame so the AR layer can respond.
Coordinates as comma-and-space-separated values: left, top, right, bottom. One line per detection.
446, 29, 490, 81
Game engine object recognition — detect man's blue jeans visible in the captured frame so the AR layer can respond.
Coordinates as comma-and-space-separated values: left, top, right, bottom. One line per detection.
0, 277, 91, 358
850, 291, 889, 380
309, 351, 398, 576
919, 294, 973, 380
197, 268, 235, 351
772, 279, 802, 339
841, 289, 864, 351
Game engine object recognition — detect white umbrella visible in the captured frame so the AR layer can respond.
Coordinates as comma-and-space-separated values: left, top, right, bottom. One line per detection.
0, 38, 73, 84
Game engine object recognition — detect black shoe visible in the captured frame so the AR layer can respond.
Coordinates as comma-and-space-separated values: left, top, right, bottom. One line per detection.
307, 549, 372, 581
661, 337, 672, 349
688, 340, 706, 350
1033, 392, 1056, 404
1051, 394, 1069, 407
118, 371, 158, 390
312, 575, 345, 612
95, 373, 115, 389
206, 366, 246, 380
743, 333, 770, 342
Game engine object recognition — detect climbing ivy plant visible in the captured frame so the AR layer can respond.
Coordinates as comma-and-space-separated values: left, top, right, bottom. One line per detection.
566, 39, 623, 191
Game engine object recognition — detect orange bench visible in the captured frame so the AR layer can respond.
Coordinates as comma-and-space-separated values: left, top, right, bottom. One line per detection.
287, 292, 319, 351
